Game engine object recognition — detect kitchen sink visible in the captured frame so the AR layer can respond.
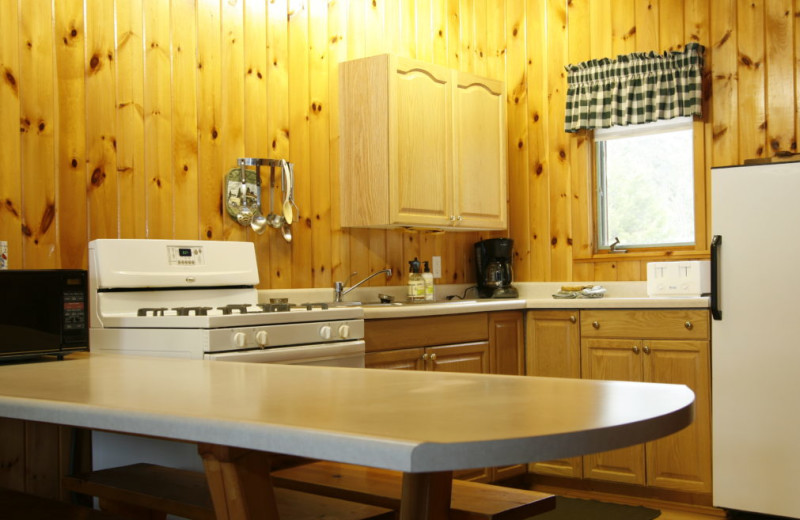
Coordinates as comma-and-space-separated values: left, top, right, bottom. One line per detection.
360, 299, 479, 307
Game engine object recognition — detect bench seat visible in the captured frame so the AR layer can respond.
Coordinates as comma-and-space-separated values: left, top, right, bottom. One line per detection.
62, 463, 394, 520
271, 461, 556, 520
0, 486, 125, 520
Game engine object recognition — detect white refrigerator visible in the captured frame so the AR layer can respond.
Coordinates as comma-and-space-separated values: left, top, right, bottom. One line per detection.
711, 161, 800, 517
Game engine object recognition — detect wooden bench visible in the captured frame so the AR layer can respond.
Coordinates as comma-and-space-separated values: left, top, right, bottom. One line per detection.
0, 486, 126, 520
62, 463, 394, 520
271, 461, 556, 520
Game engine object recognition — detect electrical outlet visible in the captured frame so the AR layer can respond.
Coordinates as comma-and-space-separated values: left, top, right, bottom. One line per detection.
432, 256, 442, 279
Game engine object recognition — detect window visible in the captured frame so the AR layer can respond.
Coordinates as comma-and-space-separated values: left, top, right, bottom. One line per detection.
594, 117, 695, 251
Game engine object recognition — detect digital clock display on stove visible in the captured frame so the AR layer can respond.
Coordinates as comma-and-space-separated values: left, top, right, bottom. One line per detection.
168, 245, 204, 266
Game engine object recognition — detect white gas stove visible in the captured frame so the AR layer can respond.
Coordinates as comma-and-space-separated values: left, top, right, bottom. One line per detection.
88, 239, 364, 365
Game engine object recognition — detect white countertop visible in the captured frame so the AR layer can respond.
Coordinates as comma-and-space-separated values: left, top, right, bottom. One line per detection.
259, 282, 709, 319
0, 354, 694, 473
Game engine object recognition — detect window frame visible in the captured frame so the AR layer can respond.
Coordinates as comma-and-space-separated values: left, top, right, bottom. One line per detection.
594, 117, 696, 252
573, 117, 708, 262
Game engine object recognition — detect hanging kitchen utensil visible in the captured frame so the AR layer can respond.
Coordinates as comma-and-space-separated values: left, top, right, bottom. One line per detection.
281, 160, 294, 225
266, 163, 284, 228
250, 209, 268, 234
248, 165, 267, 234
281, 220, 292, 242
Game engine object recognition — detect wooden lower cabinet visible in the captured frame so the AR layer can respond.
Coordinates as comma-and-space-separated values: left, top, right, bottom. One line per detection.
580, 310, 712, 493
365, 311, 524, 483
527, 309, 712, 496
525, 310, 583, 478
365, 342, 489, 373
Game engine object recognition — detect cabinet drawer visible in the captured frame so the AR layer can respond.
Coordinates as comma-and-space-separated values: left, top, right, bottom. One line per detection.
581, 310, 709, 340
365, 313, 489, 352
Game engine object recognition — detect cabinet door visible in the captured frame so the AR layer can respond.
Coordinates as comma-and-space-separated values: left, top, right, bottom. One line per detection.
428, 342, 489, 374
426, 341, 491, 482
581, 338, 646, 485
452, 72, 507, 229
489, 311, 523, 376
526, 311, 583, 478
390, 58, 453, 226
450, 73, 507, 229
365, 348, 425, 371
644, 340, 711, 492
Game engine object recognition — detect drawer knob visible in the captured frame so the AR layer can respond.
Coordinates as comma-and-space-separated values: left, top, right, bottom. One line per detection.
632, 345, 640, 354
685, 321, 693, 330
422, 353, 429, 361
569, 315, 577, 323
643, 345, 651, 354
592, 321, 600, 329
429, 353, 437, 361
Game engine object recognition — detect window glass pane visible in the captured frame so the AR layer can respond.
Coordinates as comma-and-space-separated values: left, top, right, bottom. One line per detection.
596, 125, 694, 248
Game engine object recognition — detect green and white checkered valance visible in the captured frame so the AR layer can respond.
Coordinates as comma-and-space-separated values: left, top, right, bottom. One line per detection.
564, 42, 704, 133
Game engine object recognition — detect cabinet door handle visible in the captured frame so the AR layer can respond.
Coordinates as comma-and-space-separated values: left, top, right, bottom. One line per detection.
592, 321, 600, 329
456, 215, 463, 221
429, 353, 437, 361
632, 345, 640, 354
449, 215, 456, 221
421, 353, 429, 361
569, 315, 576, 323
685, 321, 693, 330
643, 345, 651, 354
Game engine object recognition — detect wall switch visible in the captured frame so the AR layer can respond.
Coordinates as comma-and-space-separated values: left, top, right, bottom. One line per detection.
432, 256, 442, 279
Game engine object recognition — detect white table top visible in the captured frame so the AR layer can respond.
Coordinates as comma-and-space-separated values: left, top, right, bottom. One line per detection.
0, 354, 694, 473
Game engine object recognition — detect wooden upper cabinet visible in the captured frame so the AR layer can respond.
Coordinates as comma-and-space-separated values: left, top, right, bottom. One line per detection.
339, 54, 508, 230
452, 72, 507, 229
391, 59, 453, 226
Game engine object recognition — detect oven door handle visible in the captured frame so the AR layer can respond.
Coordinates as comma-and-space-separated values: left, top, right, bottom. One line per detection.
205, 340, 365, 367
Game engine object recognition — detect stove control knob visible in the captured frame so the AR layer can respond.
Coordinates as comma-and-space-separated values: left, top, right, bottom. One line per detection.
338, 324, 351, 339
233, 332, 247, 348
320, 325, 332, 340
255, 330, 269, 347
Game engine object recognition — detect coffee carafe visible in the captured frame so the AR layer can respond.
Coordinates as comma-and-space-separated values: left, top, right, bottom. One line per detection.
475, 238, 518, 298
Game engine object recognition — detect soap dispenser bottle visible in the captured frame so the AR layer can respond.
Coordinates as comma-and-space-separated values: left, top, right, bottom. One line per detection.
407, 258, 425, 302
422, 261, 434, 301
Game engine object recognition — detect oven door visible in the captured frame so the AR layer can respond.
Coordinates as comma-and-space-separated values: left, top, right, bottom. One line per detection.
205, 340, 365, 368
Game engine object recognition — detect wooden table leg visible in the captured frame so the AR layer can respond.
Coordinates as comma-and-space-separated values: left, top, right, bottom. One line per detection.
197, 443, 280, 520
398, 471, 453, 520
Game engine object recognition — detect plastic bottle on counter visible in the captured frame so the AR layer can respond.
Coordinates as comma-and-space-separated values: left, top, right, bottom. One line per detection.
422, 261, 434, 301
407, 258, 425, 302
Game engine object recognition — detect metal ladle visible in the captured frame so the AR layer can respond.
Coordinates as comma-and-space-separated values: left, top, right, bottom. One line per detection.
266, 165, 284, 229
249, 171, 267, 234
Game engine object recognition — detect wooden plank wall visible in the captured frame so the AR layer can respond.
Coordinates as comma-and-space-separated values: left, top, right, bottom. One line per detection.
0, 0, 796, 289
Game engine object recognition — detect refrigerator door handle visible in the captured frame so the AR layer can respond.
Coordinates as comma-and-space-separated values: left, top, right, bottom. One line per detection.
711, 235, 722, 320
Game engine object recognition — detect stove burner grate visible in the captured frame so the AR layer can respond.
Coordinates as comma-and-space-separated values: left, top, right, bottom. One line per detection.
135, 301, 332, 317
137, 307, 169, 317
173, 306, 213, 316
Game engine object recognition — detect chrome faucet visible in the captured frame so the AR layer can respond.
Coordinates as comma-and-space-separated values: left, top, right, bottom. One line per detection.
334, 269, 392, 302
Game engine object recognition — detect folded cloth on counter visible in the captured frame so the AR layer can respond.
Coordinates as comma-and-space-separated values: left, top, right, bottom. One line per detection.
552, 285, 606, 299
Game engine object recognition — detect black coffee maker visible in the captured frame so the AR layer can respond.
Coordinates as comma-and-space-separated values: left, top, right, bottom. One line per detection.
475, 238, 518, 298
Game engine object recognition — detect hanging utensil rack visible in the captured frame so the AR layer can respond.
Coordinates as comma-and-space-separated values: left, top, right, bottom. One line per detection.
225, 158, 297, 242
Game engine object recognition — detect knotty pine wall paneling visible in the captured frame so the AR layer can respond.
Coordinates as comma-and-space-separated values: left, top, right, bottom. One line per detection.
3, 0, 800, 284
115, 0, 145, 242
55, 0, 89, 268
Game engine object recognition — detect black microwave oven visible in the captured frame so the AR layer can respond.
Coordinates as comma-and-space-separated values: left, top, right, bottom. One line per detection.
0, 269, 89, 361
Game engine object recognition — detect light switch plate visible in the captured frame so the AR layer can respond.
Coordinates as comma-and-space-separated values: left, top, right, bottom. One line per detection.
432, 256, 442, 279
